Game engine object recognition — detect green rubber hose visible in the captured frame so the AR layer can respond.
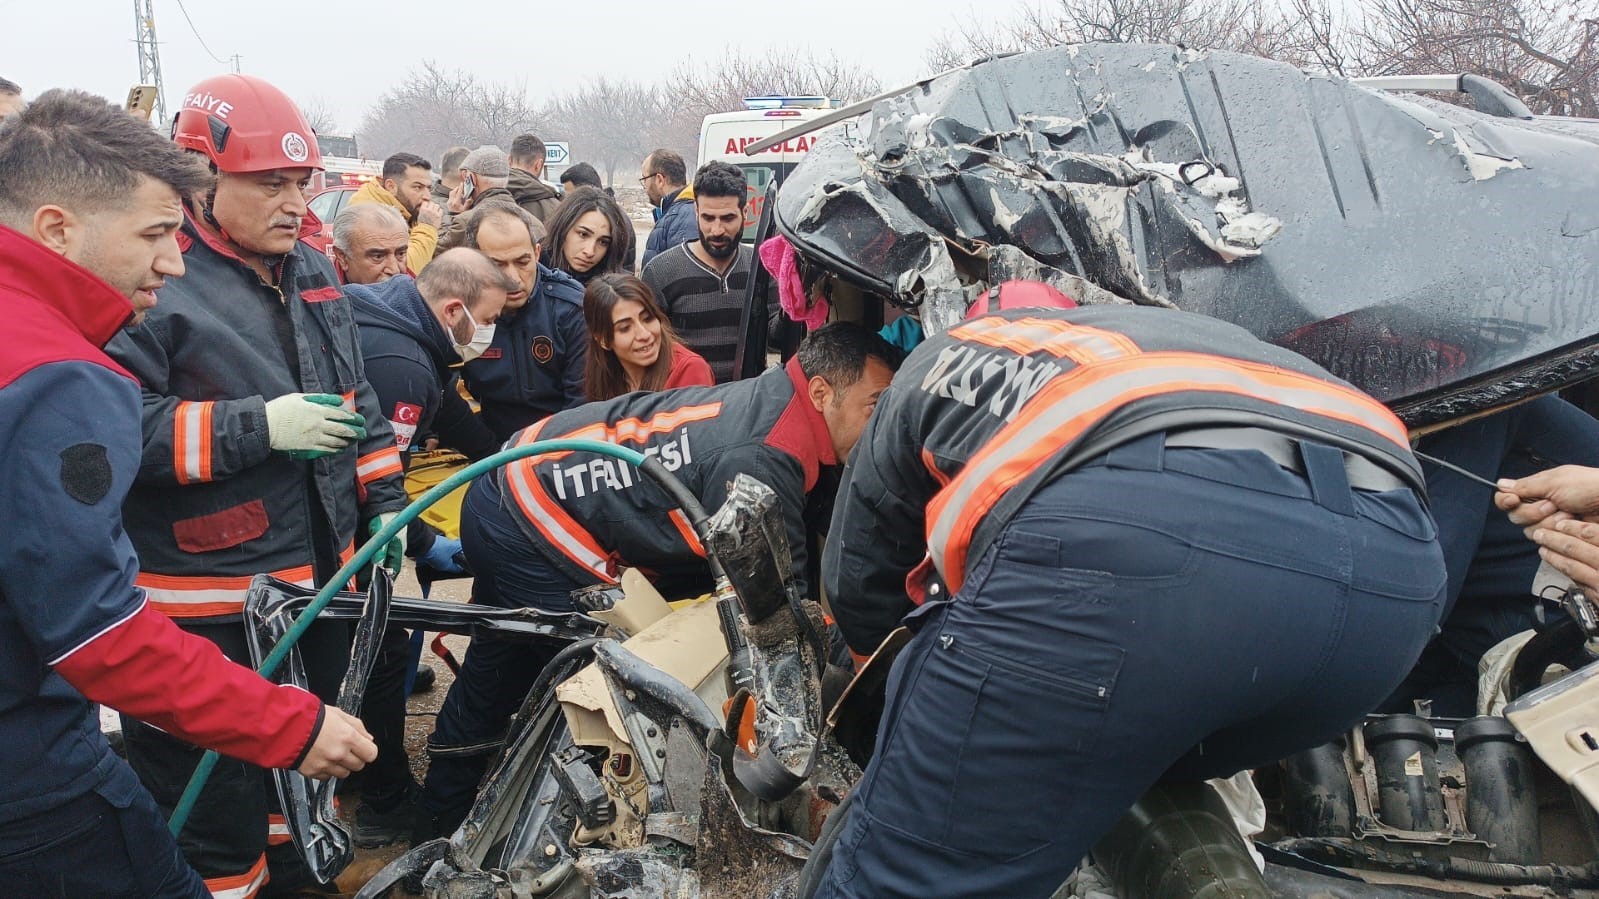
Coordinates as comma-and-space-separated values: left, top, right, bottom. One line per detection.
167, 438, 649, 836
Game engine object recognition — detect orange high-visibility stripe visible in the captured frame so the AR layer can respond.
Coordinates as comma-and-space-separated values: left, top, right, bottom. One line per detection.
138, 565, 314, 592
173, 403, 189, 484
356, 446, 403, 484
950, 315, 1142, 361
173, 401, 216, 486
204, 853, 268, 899
141, 543, 356, 618
921, 448, 951, 487
926, 351, 1410, 593
266, 813, 291, 846
504, 420, 615, 582
516, 402, 723, 460
667, 509, 707, 557
196, 402, 214, 483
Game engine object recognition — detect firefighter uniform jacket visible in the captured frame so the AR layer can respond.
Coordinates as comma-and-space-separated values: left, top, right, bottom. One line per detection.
104, 215, 410, 621
825, 306, 1427, 654
0, 227, 323, 824
499, 358, 836, 595
461, 264, 587, 441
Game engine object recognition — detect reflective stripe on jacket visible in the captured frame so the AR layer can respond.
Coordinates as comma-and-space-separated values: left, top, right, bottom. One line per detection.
824, 305, 1425, 654
496, 358, 834, 596
105, 213, 409, 620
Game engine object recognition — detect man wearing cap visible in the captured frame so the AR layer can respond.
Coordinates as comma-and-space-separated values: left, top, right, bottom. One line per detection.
104, 74, 410, 897
439, 145, 516, 247
809, 282, 1447, 899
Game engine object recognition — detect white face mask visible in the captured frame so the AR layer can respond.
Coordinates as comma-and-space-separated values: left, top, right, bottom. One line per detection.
451, 309, 496, 362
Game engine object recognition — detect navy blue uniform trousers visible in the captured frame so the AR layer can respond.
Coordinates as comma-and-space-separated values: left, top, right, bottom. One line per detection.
0, 760, 207, 898
421, 473, 582, 831
816, 433, 1447, 899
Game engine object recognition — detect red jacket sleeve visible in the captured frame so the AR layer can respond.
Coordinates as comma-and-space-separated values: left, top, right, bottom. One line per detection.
53, 601, 323, 770
665, 346, 716, 389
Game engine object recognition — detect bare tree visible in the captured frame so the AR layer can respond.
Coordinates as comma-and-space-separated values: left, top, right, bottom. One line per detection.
1283, 0, 1355, 74
671, 48, 884, 118
531, 47, 886, 184
1353, 0, 1599, 115
541, 79, 665, 184
298, 96, 339, 135
356, 62, 542, 161
925, 0, 1305, 71
925, 0, 1598, 115
653, 48, 886, 163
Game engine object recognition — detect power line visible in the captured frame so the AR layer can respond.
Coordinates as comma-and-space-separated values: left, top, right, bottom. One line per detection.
171, 0, 230, 67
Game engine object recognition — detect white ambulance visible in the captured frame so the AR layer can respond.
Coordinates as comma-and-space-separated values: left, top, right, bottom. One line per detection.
698, 96, 842, 240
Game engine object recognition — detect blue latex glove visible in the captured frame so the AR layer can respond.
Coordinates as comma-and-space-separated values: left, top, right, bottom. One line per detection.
419, 535, 465, 574
368, 513, 406, 576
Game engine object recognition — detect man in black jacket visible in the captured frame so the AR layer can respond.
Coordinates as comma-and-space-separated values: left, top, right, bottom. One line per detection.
344, 248, 513, 845
417, 323, 900, 837
349, 247, 509, 532
105, 73, 409, 894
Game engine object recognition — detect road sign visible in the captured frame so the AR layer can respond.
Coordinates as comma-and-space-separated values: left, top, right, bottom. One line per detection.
546, 142, 570, 165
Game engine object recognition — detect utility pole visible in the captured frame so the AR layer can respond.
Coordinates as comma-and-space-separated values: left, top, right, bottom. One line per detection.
134, 0, 168, 124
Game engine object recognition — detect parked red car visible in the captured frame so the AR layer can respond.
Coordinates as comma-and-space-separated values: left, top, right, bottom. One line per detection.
302, 184, 357, 260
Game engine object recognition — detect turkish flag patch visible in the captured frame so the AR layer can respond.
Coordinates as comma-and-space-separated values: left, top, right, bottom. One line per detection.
389, 402, 423, 451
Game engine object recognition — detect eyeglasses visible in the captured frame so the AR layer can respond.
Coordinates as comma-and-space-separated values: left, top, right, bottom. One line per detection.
638, 172, 659, 183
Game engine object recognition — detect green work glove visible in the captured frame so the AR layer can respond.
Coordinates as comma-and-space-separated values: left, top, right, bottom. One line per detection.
369, 513, 407, 577
266, 393, 367, 461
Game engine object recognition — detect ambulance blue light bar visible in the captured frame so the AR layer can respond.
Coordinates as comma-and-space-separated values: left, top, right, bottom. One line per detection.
742, 96, 834, 110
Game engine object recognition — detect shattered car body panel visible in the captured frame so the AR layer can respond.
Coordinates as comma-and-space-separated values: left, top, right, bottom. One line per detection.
771, 43, 1599, 428
243, 573, 606, 884
356, 475, 855, 899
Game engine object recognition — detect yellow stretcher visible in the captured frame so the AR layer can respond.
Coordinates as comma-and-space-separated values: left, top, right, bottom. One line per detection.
403, 450, 473, 540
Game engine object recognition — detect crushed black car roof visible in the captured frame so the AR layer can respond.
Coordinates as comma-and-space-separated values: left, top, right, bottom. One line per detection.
773, 43, 1599, 428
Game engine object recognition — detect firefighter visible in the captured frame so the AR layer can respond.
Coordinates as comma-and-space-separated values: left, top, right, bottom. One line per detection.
813, 283, 1446, 899
448, 201, 588, 440
0, 89, 375, 899
104, 74, 410, 897
416, 323, 900, 837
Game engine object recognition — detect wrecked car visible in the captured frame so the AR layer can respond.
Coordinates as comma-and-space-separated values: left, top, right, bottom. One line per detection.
741, 42, 1599, 433
263, 43, 1599, 898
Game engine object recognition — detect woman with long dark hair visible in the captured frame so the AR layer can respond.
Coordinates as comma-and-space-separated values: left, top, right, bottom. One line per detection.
541, 186, 636, 284
582, 274, 713, 401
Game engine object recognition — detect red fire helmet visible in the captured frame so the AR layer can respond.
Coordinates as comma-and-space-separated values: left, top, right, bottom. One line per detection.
172, 74, 323, 174
965, 280, 1079, 318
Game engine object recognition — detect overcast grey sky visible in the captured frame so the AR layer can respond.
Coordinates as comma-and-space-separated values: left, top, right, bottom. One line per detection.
3, 0, 996, 133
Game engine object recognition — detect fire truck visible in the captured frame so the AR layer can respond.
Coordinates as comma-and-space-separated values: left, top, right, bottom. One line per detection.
307, 133, 381, 193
